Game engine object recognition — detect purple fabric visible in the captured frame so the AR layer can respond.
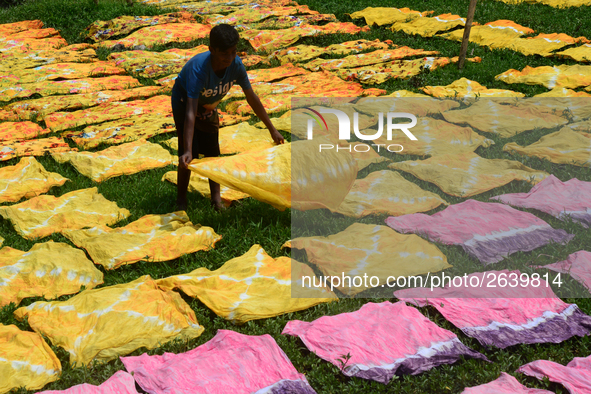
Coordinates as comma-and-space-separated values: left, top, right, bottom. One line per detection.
536, 250, 591, 294
121, 330, 315, 394
282, 301, 488, 384
518, 355, 591, 394
385, 199, 573, 264
37, 371, 139, 394
461, 372, 553, 393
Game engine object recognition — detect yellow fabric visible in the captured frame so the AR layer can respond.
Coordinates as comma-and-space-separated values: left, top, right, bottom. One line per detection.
290, 223, 450, 296
254, 116, 292, 134
422, 78, 525, 98
45, 95, 171, 132
0, 20, 44, 36
0, 324, 61, 394
218, 122, 276, 154
508, 33, 590, 57
348, 7, 432, 26
202, 5, 318, 25
0, 241, 103, 308
439, 20, 534, 50
354, 96, 460, 117
495, 64, 591, 89
442, 100, 570, 137
0, 187, 130, 240
534, 87, 591, 97
247, 63, 309, 83
503, 128, 591, 167
249, 14, 337, 30
14, 275, 204, 367
342, 143, 390, 170
0, 121, 49, 142
0, 157, 67, 203
389, 152, 548, 197
225, 94, 293, 115
0, 29, 67, 54
270, 39, 392, 64
0, 137, 73, 162
335, 170, 447, 218
556, 44, 591, 62
157, 245, 335, 323
51, 139, 175, 182
162, 170, 249, 206
99, 23, 211, 49
391, 13, 466, 37
63, 212, 221, 270
0, 45, 97, 74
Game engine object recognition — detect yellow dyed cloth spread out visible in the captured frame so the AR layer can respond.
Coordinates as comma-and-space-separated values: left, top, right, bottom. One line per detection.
83, 12, 195, 42
534, 87, 591, 97
342, 143, 390, 170
0, 75, 141, 102
290, 223, 450, 296
250, 14, 338, 30
348, 6, 433, 26
495, 65, 591, 89
0, 45, 97, 74
556, 44, 591, 62
63, 212, 221, 270
0, 121, 49, 142
302, 47, 440, 71
0, 241, 103, 308
0, 29, 67, 54
355, 96, 459, 117
202, 5, 318, 25
0, 157, 67, 203
218, 122, 275, 154
442, 100, 570, 137
99, 23, 211, 49
389, 152, 549, 197
247, 63, 310, 83
14, 275, 204, 367
0, 137, 73, 162
508, 33, 590, 57
0, 20, 43, 35
0, 324, 61, 394
225, 94, 293, 115
422, 78, 525, 98
0, 187, 130, 240
45, 95, 171, 132
270, 39, 392, 65
162, 170, 249, 206
503, 128, 591, 167
52, 139, 175, 182
335, 170, 448, 218
391, 13, 466, 37
157, 245, 335, 323
439, 20, 533, 50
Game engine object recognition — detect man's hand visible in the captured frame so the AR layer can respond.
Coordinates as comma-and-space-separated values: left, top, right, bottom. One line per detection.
179, 151, 193, 169
270, 128, 284, 145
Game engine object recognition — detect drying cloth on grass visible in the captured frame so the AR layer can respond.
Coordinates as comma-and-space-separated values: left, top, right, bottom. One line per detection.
0, 137, 73, 162
422, 78, 525, 98
83, 12, 195, 42
37, 371, 139, 394
289, 223, 450, 296
390, 13, 466, 37
224, 94, 293, 116
491, 174, 591, 227
0, 121, 49, 142
202, 4, 318, 25
248, 14, 337, 30
439, 20, 533, 51
348, 7, 432, 26
461, 372, 553, 394
331, 142, 389, 171
535, 87, 591, 97
386, 199, 573, 264
0, 20, 43, 36
354, 96, 459, 117
496, 65, 591, 89
536, 251, 591, 293
388, 152, 548, 197
270, 39, 392, 64
0, 241, 103, 308
556, 44, 591, 62
247, 63, 309, 83
162, 170, 249, 206
335, 170, 448, 218
109, 47, 208, 79
0, 157, 67, 203
0, 30, 67, 55
508, 33, 590, 57
496, 0, 591, 7
122, 329, 317, 394
0, 45, 97, 74
0, 187, 130, 240
0, 324, 61, 394
45, 95, 171, 132
218, 122, 275, 154
157, 244, 335, 323
99, 23, 211, 49
14, 275, 204, 367
63, 212, 220, 270
503, 128, 591, 167
108, 45, 207, 68
518, 356, 591, 393
51, 139, 175, 182
283, 301, 487, 383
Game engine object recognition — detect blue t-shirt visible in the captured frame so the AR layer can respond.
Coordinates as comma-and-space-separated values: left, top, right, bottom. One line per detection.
171, 51, 252, 112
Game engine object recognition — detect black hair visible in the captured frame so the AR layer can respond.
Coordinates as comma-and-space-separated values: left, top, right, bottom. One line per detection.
209, 24, 240, 51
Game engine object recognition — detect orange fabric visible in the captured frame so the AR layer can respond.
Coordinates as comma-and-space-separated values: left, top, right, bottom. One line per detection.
0, 137, 73, 162
99, 23, 212, 49
270, 39, 392, 65
0, 121, 49, 142
0, 20, 43, 36
247, 63, 310, 83
0, 45, 97, 74
391, 13, 466, 37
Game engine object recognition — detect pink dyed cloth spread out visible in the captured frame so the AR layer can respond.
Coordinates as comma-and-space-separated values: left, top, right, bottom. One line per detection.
395, 270, 591, 349
517, 355, 591, 394
537, 250, 591, 293
461, 372, 553, 393
385, 199, 573, 264
37, 370, 139, 393
121, 330, 316, 394
282, 301, 488, 384
491, 175, 591, 228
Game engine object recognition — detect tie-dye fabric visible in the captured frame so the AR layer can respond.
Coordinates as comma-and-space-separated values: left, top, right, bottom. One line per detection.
508, 33, 590, 57
283, 301, 487, 383
202, 5, 318, 25
0, 324, 61, 394
354, 96, 459, 118
496, 64, 591, 89
461, 372, 553, 394
535, 87, 591, 97
37, 371, 139, 394
218, 122, 276, 154
385, 200, 574, 264
0, 45, 97, 74
0, 187, 130, 240
0, 241, 103, 308
122, 329, 317, 394
249, 14, 337, 30
536, 251, 591, 293
491, 175, 591, 227
14, 275, 204, 367
439, 20, 533, 51
0, 20, 44, 36
0, 121, 49, 142
422, 78, 525, 98
270, 39, 391, 64
0, 136, 73, 162
348, 6, 432, 26
98, 23, 212, 49
161, 170, 249, 206
518, 356, 591, 393
247, 63, 309, 83
63, 212, 221, 270
0, 157, 67, 203
556, 44, 591, 62
0, 28, 67, 54
391, 13, 466, 37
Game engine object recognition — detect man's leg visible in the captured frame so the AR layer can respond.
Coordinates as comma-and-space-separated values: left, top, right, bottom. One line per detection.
208, 179, 224, 211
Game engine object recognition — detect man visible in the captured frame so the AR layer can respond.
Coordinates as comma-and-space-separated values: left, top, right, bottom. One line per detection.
172, 24, 284, 211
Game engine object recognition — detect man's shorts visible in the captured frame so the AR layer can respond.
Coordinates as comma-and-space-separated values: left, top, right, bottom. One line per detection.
172, 96, 221, 158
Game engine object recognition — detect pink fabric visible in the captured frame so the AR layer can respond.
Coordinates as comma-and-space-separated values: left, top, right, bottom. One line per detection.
537, 250, 591, 293
37, 370, 139, 393
282, 301, 487, 384
491, 175, 591, 228
518, 355, 591, 394
461, 372, 553, 393
121, 330, 316, 394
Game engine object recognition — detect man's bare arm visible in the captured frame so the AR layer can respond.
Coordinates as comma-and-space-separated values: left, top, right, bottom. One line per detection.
244, 87, 284, 145
180, 97, 199, 168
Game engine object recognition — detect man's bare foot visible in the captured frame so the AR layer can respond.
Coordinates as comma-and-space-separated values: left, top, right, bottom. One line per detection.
211, 199, 225, 212
176, 198, 188, 211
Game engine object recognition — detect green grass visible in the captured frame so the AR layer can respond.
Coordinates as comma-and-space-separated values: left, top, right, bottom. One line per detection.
1, 0, 591, 393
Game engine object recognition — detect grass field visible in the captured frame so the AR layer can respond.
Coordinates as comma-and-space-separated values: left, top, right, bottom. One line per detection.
1, 0, 591, 393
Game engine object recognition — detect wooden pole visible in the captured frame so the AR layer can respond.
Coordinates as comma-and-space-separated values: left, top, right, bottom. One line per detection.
458, 0, 478, 69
